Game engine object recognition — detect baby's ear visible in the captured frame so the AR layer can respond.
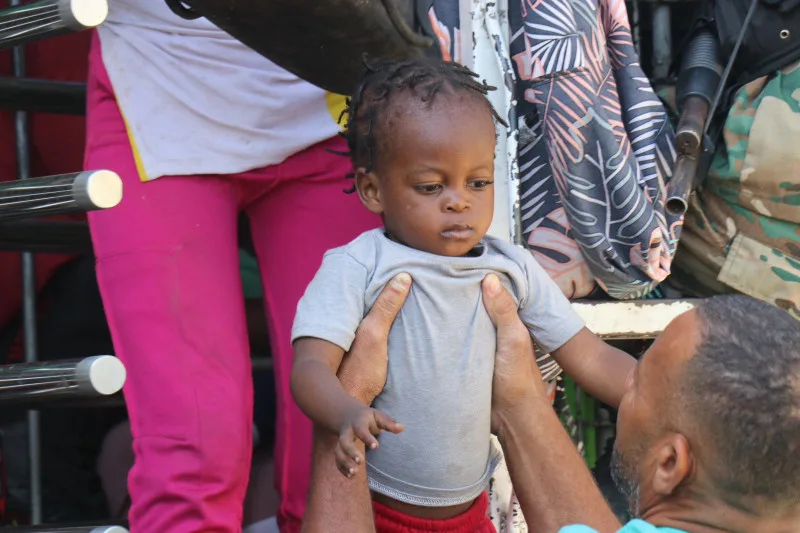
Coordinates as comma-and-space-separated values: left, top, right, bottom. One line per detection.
355, 168, 383, 214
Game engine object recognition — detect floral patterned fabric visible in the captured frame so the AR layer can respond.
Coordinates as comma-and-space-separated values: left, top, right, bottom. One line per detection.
430, 0, 679, 300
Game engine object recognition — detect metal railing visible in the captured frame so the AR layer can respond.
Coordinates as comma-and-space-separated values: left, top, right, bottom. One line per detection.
0, 1, 128, 531
0, 355, 125, 407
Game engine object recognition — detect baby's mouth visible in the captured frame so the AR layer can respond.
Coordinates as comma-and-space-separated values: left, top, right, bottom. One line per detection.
440, 224, 474, 240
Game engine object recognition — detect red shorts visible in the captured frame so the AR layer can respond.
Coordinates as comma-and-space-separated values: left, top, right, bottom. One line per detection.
373, 492, 496, 533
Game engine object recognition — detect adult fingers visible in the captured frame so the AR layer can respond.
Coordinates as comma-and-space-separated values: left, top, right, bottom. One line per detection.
362, 273, 412, 337
482, 274, 522, 329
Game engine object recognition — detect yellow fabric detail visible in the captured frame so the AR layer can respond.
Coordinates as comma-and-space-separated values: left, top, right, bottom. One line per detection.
325, 92, 348, 130
119, 109, 149, 182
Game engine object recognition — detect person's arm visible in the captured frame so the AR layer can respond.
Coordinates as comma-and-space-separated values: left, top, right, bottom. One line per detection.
482, 274, 621, 533
293, 339, 403, 473
551, 328, 635, 409
517, 251, 635, 409
292, 338, 360, 434
303, 428, 375, 533
291, 251, 403, 473
301, 273, 412, 533
495, 395, 621, 533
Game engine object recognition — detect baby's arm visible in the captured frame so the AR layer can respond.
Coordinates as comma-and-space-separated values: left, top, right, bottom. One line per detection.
550, 328, 634, 408
291, 248, 403, 476
292, 338, 403, 476
292, 338, 362, 433
517, 251, 635, 409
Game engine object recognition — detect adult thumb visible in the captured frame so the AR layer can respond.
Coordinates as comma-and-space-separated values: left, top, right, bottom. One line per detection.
482, 274, 519, 328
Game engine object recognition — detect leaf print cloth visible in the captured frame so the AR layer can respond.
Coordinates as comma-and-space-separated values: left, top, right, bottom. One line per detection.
429, 0, 679, 300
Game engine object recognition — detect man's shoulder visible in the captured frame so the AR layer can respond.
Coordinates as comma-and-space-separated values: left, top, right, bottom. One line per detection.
558, 519, 688, 533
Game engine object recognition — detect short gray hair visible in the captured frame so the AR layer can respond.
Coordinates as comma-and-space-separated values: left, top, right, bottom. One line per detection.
683, 295, 800, 504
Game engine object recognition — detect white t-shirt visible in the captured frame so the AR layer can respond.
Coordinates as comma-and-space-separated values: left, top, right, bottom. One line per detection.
98, 0, 347, 181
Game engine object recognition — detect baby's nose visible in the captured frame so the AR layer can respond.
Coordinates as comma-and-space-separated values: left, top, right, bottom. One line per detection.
444, 193, 470, 212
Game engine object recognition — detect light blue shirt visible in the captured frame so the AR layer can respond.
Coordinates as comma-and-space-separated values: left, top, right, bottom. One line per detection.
560, 519, 688, 533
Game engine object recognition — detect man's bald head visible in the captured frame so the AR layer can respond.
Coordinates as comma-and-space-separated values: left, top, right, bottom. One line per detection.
680, 295, 800, 506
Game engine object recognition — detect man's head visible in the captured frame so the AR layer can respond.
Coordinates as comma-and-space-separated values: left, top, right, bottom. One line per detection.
344, 58, 505, 257
613, 295, 800, 525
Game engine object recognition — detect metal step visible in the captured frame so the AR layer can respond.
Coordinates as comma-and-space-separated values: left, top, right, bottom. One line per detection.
0, 170, 122, 222
0, 0, 107, 50
0, 355, 126, 407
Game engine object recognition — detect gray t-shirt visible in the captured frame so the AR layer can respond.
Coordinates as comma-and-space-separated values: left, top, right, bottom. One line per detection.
292, 229, 585, 506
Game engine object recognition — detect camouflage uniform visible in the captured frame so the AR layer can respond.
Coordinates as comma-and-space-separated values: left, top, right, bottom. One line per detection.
671, 61, 800, 318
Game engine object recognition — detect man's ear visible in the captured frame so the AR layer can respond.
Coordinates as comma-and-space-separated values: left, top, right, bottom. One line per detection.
651, 433, 693, 496
355, 167, 383, 214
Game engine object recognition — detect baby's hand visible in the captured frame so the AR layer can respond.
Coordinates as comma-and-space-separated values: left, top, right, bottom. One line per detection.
336, 406, 403, 478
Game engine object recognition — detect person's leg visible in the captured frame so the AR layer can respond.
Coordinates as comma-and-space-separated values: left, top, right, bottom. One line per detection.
243, 137, 381, 532
86, 32, 252, 532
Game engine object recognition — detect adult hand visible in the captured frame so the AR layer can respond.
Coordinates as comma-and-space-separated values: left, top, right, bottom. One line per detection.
338, 272, 412, 404
481, 274, 621, 533
481, 274, 547, 432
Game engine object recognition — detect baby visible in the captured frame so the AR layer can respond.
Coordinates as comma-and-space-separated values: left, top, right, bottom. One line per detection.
291, 59, 633, 525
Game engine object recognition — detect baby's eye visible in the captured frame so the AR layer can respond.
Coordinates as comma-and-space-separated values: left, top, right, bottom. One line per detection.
414, 184, 443, 194
469, 179, 494, 190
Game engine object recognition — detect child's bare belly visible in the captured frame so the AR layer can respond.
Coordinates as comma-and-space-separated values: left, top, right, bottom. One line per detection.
371, 491, 474, 519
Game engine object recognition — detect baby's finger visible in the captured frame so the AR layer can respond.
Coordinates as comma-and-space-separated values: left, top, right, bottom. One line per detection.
334, 444, 358, 478
339, 428, 364, 465
354, 424, 380, 451
374, 410, 405, 434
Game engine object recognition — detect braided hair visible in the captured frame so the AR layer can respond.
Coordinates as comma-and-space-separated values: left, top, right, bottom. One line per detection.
338, 57, 508, 193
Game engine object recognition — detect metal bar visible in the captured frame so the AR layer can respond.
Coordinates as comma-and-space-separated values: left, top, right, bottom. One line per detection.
0, 77, 85, 115
573, 299, 700, 339
0, 220, 92, 254
250, 357, 273, 372
0, 526, 128, 533
9, 2, 42, 519
651, 3, 672, 81
0, 170, 122, 221
0, 356, 126, 407
0, 0, 107, 50
665, 153, 701, 216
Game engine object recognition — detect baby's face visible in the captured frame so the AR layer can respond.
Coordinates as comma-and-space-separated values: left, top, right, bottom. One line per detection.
357, 91, 496, 257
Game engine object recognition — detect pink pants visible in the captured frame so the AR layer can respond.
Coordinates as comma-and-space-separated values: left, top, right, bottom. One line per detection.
85, 34, 379, 532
